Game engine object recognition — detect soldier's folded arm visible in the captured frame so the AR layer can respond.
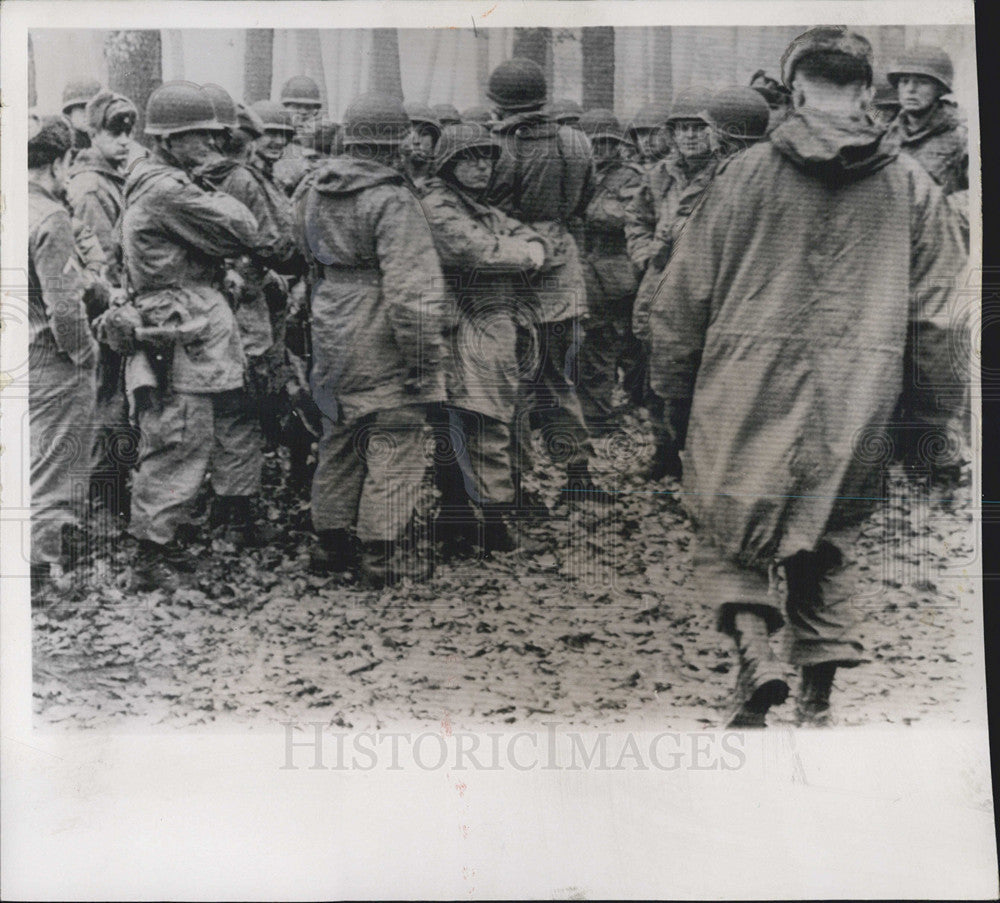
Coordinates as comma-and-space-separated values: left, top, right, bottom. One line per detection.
423, 196, 542, 271
33, 208, 98, 366
161, 180, 261, 260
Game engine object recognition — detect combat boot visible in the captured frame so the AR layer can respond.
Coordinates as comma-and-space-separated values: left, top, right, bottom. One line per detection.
309, 528, 359, 574
358, 538, 432, 589
562, 462, 616, 506
795, 662, 837, 727
131, 539, 197, 593
434, 508, 478, 562
639, 439, 682, 482
725, 610, 790, 728
214, 495, 280, 548
480, 504, 547, 557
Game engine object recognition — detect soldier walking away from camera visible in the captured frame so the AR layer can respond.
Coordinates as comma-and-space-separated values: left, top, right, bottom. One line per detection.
67, 91, 141, 524
418, 123, 551, 560
485, 57, 611, 506
402, 103, 443, 189
117, 82, 263, 590
886, 45, 968, 196
626, 87, 718, 482
647, 26, 967, 728
575, 109, 644, 428
294, 93, 449, 589
28, 115, 99, 593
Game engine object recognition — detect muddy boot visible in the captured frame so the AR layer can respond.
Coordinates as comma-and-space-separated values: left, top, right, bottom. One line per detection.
725, 611, 790, 728
434, 508, 478, 562
640, 439, 682, 482
216, 495, 280, 548
796, 663, 837, 727
358, 540, 397, 590
131, 539, 196, 593
562, 462, 616, 506
481, 504, 547, 557
309, 528, 358, 574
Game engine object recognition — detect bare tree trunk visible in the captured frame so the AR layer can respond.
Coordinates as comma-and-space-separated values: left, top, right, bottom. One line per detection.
512, 27, 553, 100
105, 30, 163, 141
581, 27, 615, 110
369, 28, 403, 99
244, 29, 274, 103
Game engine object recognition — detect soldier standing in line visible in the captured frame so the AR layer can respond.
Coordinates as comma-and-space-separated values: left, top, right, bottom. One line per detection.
417, 123, 550, 559
704, 87, 771, 159
28, 115, 100, 593
61, 77, 103, 153
461, 106, 495, 126
484, 57, 611, 506
886, 46, 968, 195
275, 75, 325, 193
250, 100, 299, 192
432, 103, 462, 127
546, 98, 584, 129
624, 102, 674, 168
869, 72, 902, 126
293, 94, 450, 588
749, 70, 792, 132
66, 90, 140, 525
402, 103, 443, 189
575, 109, 644, 430
626, 87, 718, 482
117, 82, 263, 589
648, 27, 966, 727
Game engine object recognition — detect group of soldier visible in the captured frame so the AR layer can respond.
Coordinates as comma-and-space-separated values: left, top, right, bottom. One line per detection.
28, 26, 969, 726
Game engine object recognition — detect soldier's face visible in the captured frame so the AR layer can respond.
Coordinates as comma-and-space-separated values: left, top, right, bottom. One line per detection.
167, 130, 219, 168
285, 102, 321, 141
632, 128, 660, 160
92, 125, 132, 167
452, 153, 493, 192
671, 120, 712, 159
591, 137, 620, 164
896, 74, 944, 115
258, 129, 290, 161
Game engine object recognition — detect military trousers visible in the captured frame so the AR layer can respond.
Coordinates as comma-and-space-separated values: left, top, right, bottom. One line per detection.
130, 389, 262, 545
433, 406, 516, 510
696, 530, 867, 669
30, 353, 97, 564
311, 404, 431, 543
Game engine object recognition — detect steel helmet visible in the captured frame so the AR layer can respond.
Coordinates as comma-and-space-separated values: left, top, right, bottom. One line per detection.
705, 87, 770, 141
578, 108, 625, 142
251, 100, 297, 135
280, 75, 323, 107
625, 101, 671, 135
144, 81, 225, 136
749, 70, 791, 107
235, 102, 265, 138
342, 93, 411, 147
872, 73, 900, 109
431, 103, 462, 126
666, 87, 714, 126
61, 77, 103, 114
404, 102, 443, 138
202, 83, 238, 129
888, 45, 954, 93
486, 58, 547, 111
461, 105, 493, 124
547, 98, 583, 124
781, 26, 874, 89
433, 123, 500, 175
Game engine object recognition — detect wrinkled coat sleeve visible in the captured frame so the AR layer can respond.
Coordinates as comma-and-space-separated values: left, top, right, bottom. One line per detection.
374, 189, 449, 370
624, 174, 658, 271
421, 193, 539, 271
647, 176, 728, 444
588, 166, 642, 232
32, 209, 98, 365
159, 180, 260, 260
68, 175, 118, 261
905, 162, 969, 433
235, 169, 303, 274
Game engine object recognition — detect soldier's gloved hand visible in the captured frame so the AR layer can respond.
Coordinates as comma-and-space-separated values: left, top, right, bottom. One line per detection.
526, 240, 546, 270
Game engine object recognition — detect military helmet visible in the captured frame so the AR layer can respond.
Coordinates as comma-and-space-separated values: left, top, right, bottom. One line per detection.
625, 101, 671, 135
404, 102, 443, 137
749, 70, 791, 106
547, 98, 583, 124
202, 83, 238, 129
888, 45, 954, 93
433, 122, 500, 175
235, 102, 265, 138
251, 100, 297, 135
28, 113, 74, 164
666, 87, 714, 126
61, 77, 103, 114
432, 103, 462, 125
578, 108, 625, 142
486, 58, 547, 111
342, 93, 411, 147
145, 81, 225, 136
461, 105, 493, 124
872, 73, 900, 109
705, 87, 770, 141
310, 120, 342, 156
781, 25, 874, 89
280, 75, 323, 107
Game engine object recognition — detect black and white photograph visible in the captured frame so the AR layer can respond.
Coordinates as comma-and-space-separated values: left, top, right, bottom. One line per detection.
1, 1, 994, 899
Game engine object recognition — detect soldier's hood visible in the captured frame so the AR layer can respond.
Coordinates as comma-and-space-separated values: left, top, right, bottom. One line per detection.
890, 101, 963, 144
308, 156, 404, 196
492, 110, 559, 139
769, 106, 899, 183
69, 147, 126, 183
